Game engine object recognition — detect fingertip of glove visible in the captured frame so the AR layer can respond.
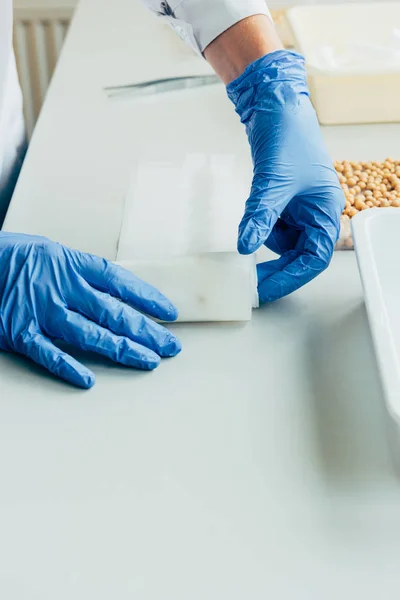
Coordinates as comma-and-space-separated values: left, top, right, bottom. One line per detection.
81, 373, 96, 389
238, 220, 266, 255
237, 241, 255, 255
165, 304, 179, 322
156, 302, 179, 323
56, 356, 96, 389
68, 369, 95, 390
257, 287, 276, 304
159, 335, 182, 358
143, 355, 162, 370
237, 233, 263, 255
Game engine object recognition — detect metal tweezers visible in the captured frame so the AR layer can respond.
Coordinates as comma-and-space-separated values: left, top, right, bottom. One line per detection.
104, 74, 220, 99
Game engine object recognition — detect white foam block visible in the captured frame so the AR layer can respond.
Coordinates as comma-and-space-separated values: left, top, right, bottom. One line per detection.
111, 84, 259, 321
116, 253, 258, 323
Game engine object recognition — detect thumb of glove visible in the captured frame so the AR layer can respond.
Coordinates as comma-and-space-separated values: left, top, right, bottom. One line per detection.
238, 175, 294, 255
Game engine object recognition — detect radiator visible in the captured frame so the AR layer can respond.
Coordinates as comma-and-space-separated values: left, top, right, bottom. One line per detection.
13, 7, 74, 138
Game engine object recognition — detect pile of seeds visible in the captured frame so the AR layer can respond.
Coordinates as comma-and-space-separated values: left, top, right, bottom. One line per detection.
335, 159, 400, 215
334, 159, 400, 250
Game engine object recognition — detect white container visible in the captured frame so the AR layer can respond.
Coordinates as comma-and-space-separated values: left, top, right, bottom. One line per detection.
286, 2, 400, 125
352, 208, 400, 464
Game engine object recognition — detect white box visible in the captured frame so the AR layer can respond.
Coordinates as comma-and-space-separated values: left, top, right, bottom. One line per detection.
286, 2, 400, 125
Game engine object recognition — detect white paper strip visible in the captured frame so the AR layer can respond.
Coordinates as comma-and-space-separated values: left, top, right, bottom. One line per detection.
117, 152, 250, 262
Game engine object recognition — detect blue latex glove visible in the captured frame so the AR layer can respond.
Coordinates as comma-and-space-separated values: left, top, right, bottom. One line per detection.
227, 50, 345, 303
0, 233, 181, 389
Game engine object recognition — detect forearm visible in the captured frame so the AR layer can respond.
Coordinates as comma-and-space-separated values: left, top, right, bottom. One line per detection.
204, 15, 283, 84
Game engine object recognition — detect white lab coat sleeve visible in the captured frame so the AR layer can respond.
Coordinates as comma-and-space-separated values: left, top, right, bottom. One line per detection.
139, 1, 272, 55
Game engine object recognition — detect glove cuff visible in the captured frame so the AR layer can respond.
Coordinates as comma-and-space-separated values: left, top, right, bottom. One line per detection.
226, 50, 310, 123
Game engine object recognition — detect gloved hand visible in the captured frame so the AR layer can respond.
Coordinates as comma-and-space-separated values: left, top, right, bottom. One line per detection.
0, 232, 181, 389
227, 50, 345, 303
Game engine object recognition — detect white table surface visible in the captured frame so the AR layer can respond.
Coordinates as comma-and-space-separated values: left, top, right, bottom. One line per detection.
2, 0, 400, 597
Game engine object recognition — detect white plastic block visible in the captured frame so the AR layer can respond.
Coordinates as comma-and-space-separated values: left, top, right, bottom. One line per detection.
116, 253, 258, 323
116, 133, 258, 322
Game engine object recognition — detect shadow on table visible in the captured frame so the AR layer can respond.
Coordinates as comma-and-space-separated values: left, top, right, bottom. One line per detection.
306, 302, 398, 488
0, 342, 156, 397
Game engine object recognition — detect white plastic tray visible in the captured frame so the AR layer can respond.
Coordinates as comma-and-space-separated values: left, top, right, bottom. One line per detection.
286, 2, 400, 124
352, 208, 400, 456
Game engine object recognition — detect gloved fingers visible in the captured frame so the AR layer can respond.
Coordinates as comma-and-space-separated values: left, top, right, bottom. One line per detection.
257, 251, 299, 301
74, 252, 178, 322
264, 219, 301, 255
257, 186, 341, 301
58, 310, 162, 370
66, 286, 181, 358
257, 228, 334, 303
20, 330, 95, 389
238, 177, 294, 255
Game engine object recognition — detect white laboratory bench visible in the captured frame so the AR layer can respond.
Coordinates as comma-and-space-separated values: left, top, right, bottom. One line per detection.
2, 0, 400, 597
